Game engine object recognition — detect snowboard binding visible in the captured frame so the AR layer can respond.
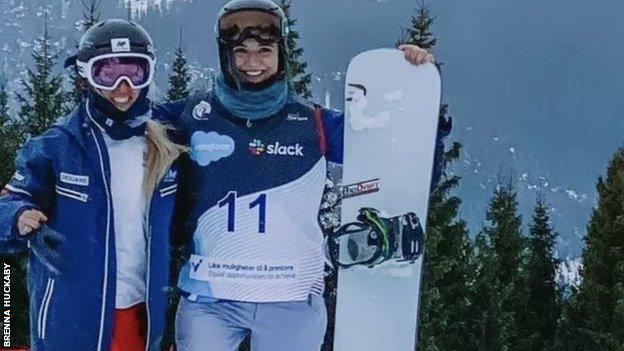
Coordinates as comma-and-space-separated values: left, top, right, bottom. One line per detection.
327, 208, 424, 269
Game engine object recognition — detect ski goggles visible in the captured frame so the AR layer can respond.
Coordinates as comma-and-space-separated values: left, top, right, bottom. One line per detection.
76, 53, 155, 91
218, 10, 285, 45
219, 25, 281, 47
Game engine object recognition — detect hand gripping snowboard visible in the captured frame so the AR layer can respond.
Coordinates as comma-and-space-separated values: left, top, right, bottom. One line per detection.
332, 49, 441, 351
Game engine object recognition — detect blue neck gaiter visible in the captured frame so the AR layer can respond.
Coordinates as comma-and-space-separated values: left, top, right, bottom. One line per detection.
86, 89, 151, 140
214, 74, 289, 120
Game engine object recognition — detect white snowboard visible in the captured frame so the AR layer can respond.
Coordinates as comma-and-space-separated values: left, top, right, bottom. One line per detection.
333, 48, 441, 351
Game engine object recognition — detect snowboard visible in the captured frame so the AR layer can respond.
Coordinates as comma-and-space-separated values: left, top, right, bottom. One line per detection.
332, 48, 441, 351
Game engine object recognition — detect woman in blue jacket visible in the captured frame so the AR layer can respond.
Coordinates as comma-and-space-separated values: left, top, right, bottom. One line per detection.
0, 20, 184, 351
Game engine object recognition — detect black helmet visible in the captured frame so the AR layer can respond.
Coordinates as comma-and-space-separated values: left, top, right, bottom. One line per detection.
65, 19, 154, 68
215, 0, 290, 88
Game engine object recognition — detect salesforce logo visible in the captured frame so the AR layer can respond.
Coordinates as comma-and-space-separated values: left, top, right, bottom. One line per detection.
249, 139, 304, 157
190, 131, 235, 166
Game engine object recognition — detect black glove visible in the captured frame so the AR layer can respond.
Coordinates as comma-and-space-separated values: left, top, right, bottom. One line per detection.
30, 225, 66, 276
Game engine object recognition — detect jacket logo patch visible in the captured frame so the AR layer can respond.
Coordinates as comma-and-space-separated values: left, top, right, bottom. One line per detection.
60, 172, 89, 187
286, 113, 308, 121
192, 101, 212, 121
55, 185, 89, 203
191, 258, 203, 272
248, 139, 304, 157
341, 178, 380, 199
12, 171, 25, 182
111, 38, 131, 52
190, 131, 235, 166
159, 184, 178, 197
164, 169, 177, 183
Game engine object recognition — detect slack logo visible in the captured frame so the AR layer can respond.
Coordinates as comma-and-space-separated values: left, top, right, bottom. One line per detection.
249, 139, 304, 157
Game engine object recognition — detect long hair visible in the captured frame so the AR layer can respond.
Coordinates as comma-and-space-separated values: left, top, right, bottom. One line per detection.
143, 120, 187, 201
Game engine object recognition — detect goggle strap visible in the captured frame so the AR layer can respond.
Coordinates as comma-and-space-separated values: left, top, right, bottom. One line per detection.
76, 60, 89, 78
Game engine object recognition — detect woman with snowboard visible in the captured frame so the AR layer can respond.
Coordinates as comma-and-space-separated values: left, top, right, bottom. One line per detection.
157, 1, 448, 350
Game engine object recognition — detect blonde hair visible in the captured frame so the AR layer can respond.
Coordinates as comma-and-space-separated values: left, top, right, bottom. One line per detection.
143, 120, 188, 200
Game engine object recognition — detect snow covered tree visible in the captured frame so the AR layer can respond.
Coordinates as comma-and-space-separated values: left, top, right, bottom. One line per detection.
68, 0, 102, 108
279, 0, 313, 99
520, 198, 561, 351
558, 147, 624, 349
16, 22, 66, 137
167, 30, 191, 101
473, 182, 526, 351
81, 0, 101, 30
0, 80, 21, 185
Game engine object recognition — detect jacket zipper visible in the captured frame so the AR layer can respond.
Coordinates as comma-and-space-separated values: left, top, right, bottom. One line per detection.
144, 198, 153, 351
89, 121, 112, 351
144, 166, 175, 350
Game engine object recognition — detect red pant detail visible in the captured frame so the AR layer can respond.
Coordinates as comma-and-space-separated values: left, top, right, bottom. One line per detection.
110, 302, 147, 351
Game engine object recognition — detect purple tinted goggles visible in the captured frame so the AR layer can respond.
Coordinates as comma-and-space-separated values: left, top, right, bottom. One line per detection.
78, 54, 155, 90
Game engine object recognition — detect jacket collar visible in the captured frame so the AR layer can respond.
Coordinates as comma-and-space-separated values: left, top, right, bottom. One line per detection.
53, 100, 106, 152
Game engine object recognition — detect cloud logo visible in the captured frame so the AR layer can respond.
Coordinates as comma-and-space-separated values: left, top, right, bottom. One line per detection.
190, 131, 235, 166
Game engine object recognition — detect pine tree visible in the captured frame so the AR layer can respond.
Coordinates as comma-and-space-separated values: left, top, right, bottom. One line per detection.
167, 29, 191, 101
10, 19, 66, 347
485, 183, 524, 286
0, 80, 22, 185
473, 226, 507, 351
520, 198, 561, 351
68, 0, 102, 108
0, 80, 9, 125
16, 21, 66, 137
559, 147, 624, 349
163, 37, 192, 347
81, 0, 101, 29
397, 0, 437, 49
162, 31, 192, 350
473, 182, 526, 351
418, 140, 479, 351
0, 81, 29, 348
279, 0, 313, 99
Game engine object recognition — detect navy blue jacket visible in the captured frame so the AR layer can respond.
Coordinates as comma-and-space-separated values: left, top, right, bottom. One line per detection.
0, 100, 179, 351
